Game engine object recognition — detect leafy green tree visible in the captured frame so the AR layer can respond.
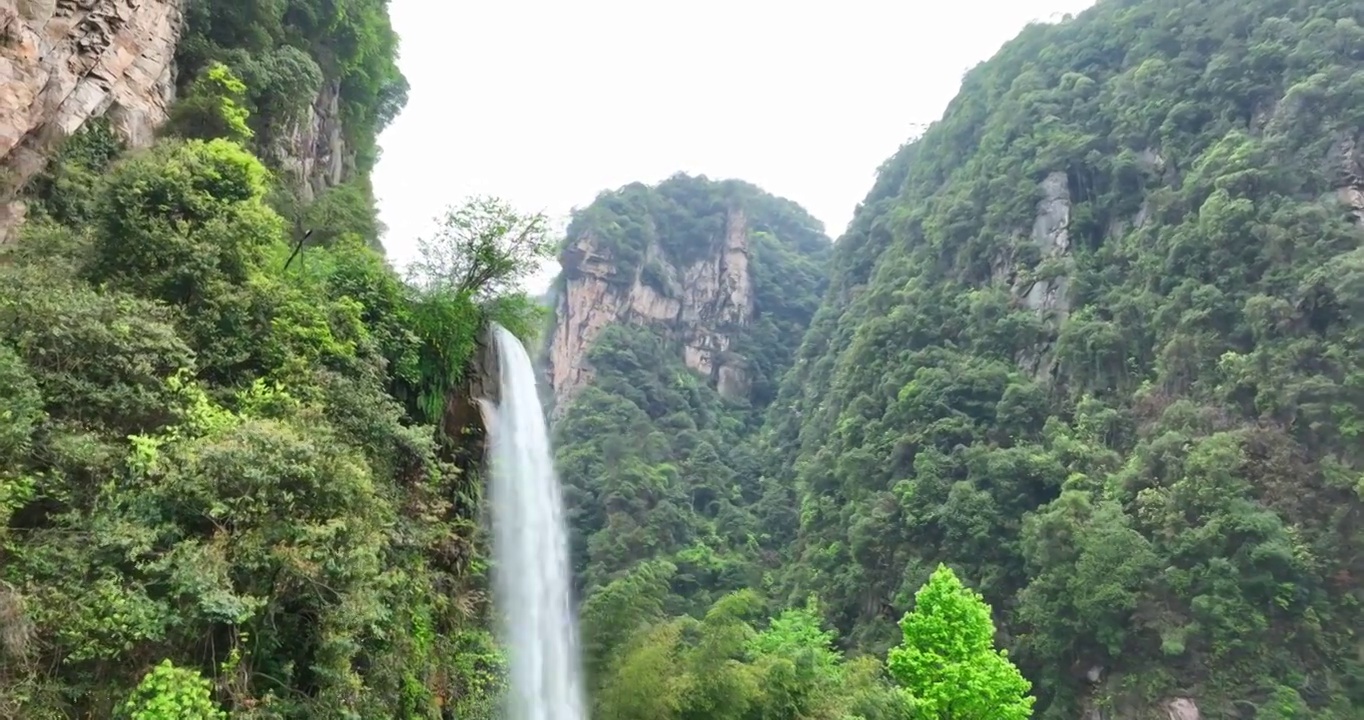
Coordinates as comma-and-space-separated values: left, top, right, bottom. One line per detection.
119, 660, 225, 720
888, 565, 1034, 719
164, 62, 254, 144
406, 196, 556, 299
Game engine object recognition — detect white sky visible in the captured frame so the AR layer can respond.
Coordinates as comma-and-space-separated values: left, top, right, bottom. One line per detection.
372, 0, 1097, 294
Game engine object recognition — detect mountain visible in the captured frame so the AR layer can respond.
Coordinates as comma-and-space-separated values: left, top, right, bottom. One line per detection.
546, 173, 828, 595
0, 1, 535, 717
545, 173, 830, 413
547, 0, 1364, 718
5, 0, 1364, 716
768, 0, 1364, 713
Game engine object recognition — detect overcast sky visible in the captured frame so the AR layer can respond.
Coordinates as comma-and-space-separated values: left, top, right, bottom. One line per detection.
372, 0, 1097, 293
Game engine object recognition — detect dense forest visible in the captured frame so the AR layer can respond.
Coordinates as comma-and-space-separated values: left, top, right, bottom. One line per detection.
2, 0, 1363, 717
551, 0, 1364, 718
0, 0, 550, 717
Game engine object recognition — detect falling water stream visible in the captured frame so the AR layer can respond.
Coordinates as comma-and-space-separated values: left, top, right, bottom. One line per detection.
487, 323, 588, 720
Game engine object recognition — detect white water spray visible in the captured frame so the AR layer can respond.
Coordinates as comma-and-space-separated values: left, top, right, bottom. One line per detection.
486, 323, 587, 720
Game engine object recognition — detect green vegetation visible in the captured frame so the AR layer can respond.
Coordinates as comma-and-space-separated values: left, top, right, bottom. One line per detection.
119, 661, 225, 720
0, 26, 547, 717
177, 0, 408, 175
552, 0, 1364, 717
766, 0, 1364, 716
567, 174, 828, 277
561, 173, 830, 405
6, 0, 1364, 716
888, 566, 1034, 720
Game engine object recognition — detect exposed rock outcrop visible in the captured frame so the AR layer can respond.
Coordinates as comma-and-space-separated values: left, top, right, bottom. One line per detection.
546, 206, 755, 413
1077, 694, 1202, 720
1164, 697, 1200, 720
269, 77, 350, 203
1330, 130, 1364, 225
0, 0, 182, 242
444, 327, 502, 458
1021, 170, 1074, 317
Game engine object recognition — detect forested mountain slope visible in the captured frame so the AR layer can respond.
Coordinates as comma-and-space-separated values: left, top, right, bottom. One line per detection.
545, 173, 831, 413
549, 175, 829, 598
0, 1, 544, 717
547, 0, 1364, 718
762, 0, 1364, 716
546, 178, 949, 719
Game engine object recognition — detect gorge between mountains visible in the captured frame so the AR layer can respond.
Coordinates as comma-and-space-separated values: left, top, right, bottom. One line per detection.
0, 0, 1362, 718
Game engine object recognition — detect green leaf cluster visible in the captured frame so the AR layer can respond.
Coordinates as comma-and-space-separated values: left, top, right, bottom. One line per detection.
177, 0, 407, 172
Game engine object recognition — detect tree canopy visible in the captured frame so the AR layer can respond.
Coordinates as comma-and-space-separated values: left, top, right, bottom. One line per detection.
550, 0, 1364, 718
1, 30, 540, 716
5, 0, 1364, 716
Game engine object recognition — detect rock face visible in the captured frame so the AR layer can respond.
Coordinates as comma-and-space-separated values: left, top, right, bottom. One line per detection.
1330, 130, 1364, 225
1164, 698, 1200, 720
269, 77, 350, 203
1021, 170, 1074, 317
0, 0, 182, 242
444, 327, 502, 460
546, 206, 755, 413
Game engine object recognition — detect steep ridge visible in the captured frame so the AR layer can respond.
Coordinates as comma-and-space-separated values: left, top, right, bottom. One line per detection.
546, 173, 830, 413
763, 0, 1364, 717
546, 175, 829, 598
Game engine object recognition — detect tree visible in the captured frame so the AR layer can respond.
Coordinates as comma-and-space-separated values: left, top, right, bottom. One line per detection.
164, 62, 254, 144
406, 196, 555, 299
888, 564, 1034, 720
119, 660, 225, 720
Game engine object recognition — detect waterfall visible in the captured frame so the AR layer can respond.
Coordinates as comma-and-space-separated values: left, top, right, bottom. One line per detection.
487, 323, 587, 720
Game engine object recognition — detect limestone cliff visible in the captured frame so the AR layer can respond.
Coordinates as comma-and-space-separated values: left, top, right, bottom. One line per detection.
0, 0, 363, 241
0, 0, 182, 241
548, 205, 755, 412
267, 76, 351, 203
543, 174, 831, 417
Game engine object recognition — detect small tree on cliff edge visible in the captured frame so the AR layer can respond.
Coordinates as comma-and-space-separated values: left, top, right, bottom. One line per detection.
887, 564, 1035, 719
406, 196, 555, 300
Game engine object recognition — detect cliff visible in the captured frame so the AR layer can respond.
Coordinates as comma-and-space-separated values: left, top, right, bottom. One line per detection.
265, 76, 349, 203
544, 174, 830, 416
0, 0, 387, 243
547, 174, 831, 630
0, 0, 181, 241
548, 203, 755, 411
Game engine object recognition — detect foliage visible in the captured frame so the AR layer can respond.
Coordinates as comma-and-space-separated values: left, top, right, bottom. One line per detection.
1, 110, 542, 718
177, 0, 408, 171
23, 118, 124, 226
552, 177, 843, 713
0, 0, 553, 714
301, 177, 385, 250
11, 0, 1364, 717
566, 173, 828, 284
406, 196, 557, 300
165, 63, 255, 145
589, 586, 908, 720
119, 661, 225, 720
888, 565, 1034, 719
758, 0, 1364, 716
550, 0, 1364, 718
